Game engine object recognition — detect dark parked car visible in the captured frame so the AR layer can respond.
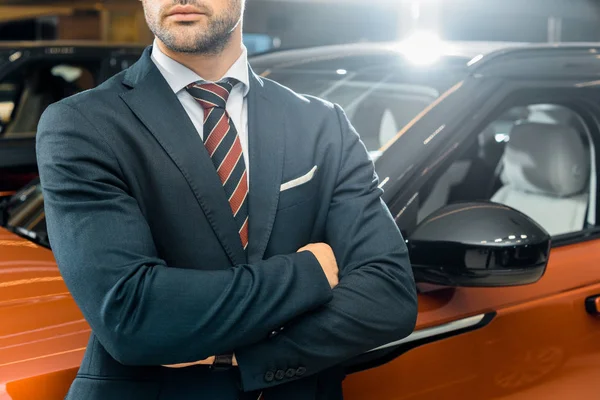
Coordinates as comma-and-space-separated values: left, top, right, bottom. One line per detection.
2, 42, 600, 399
0, 41, 145, 195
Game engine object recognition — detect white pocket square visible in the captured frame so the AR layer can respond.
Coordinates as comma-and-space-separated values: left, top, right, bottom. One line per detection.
280, 165, 318, 192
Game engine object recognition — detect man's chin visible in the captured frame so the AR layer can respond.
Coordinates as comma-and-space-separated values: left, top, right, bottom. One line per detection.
160, 37, 212, 54
156, 23, 233, 54
161, 30, 206, 50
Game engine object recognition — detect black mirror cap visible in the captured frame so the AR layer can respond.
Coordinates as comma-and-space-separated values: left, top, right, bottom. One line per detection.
408, 202, 551, 287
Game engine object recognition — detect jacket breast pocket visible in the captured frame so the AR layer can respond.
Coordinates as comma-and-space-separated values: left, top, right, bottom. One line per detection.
278, 166, 318, 210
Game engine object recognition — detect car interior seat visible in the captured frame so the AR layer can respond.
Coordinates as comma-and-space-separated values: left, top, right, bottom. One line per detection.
491, 122, 591, 236
525, 104, 596, 228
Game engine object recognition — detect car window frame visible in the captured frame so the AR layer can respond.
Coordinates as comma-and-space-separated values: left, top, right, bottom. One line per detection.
385, 77, 600, 248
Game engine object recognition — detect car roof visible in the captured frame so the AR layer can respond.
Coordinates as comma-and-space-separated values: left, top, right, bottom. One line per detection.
467, 42, 600, 77
250, 40, 527, 66
251, 40, 600, 78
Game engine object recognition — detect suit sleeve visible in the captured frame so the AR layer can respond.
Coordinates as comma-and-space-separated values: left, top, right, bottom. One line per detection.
235, 104, 418, 391
36, 102, 332, 366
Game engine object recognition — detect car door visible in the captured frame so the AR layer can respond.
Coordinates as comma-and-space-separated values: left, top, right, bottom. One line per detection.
343, 77, 600, 399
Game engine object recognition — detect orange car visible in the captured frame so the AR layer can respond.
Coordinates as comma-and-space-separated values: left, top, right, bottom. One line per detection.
3, 42, 600, 399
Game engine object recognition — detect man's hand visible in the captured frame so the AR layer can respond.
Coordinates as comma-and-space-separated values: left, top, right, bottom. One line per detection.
163, 355, 238, 368
298, 243, 339, 288
163, 356, 215, 368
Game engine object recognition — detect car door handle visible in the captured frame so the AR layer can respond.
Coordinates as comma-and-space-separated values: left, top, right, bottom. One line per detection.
585, 295, 600, 316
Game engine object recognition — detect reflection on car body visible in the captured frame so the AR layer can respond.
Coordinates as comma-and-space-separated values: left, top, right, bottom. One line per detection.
2, 42, 600, 399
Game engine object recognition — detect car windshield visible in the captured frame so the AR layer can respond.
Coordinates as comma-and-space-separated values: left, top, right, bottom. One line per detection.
0, 63, 95, 138
253, 53, 469, 158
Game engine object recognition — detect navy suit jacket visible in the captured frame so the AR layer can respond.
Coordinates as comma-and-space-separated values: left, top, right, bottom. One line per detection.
36, 47, 417, 399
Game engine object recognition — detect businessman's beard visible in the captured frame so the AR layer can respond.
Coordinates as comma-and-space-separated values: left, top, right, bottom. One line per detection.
144, 0, 243, 55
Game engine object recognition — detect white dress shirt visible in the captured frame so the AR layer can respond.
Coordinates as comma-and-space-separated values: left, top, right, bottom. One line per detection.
151, 40, 251, 180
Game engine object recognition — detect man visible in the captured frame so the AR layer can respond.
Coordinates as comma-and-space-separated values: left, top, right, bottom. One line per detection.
36, 0, 417, 398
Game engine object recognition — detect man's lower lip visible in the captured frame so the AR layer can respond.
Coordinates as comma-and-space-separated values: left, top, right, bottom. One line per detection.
168, 13, 205, 21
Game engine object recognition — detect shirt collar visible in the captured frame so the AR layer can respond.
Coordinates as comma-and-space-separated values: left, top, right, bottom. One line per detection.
151, 39, 250, 97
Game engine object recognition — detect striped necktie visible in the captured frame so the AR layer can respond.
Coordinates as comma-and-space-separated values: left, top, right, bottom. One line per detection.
186, 79, 249, 251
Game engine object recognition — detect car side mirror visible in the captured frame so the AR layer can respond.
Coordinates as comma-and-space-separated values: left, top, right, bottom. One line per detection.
407, 202, 551, 287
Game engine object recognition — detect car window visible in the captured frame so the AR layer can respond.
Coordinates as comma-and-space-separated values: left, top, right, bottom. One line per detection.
0, 63, 95, 138
416, 103, 596, 237
261, 59, 467, 155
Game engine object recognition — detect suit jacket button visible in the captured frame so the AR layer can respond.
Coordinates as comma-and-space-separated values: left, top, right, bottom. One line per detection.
268, 330, 279, 339
285, 368, 296, 378
296, 367, 307, 377
275, 370, 285, 380
264, 371, 275, 382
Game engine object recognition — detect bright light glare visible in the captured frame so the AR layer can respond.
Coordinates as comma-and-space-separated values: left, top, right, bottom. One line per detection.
397, 31, 448, 66
495, 133, 510, 143
410, 0, 421, 20
468, 54, 484, 66
336, 69, 348, 75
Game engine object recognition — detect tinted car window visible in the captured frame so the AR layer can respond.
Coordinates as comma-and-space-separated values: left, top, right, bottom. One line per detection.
0, 62, 96, 138
256, 55, 468, 155
416, 103, 596, 237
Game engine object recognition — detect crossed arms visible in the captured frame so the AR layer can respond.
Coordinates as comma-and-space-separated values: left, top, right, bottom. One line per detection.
36, 101, 417, 391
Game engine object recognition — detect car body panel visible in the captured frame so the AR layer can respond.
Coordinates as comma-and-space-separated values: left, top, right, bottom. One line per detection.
0, 227, 87, 400
345, 280, 600, 399
414, 240, 600, 329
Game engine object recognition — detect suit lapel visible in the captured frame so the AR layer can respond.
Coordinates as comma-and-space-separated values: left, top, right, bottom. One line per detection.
247, 69, 285, 263
119, 48, 246, 266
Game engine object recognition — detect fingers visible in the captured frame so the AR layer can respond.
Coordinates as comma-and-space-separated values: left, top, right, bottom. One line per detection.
162, 356, 216, 368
